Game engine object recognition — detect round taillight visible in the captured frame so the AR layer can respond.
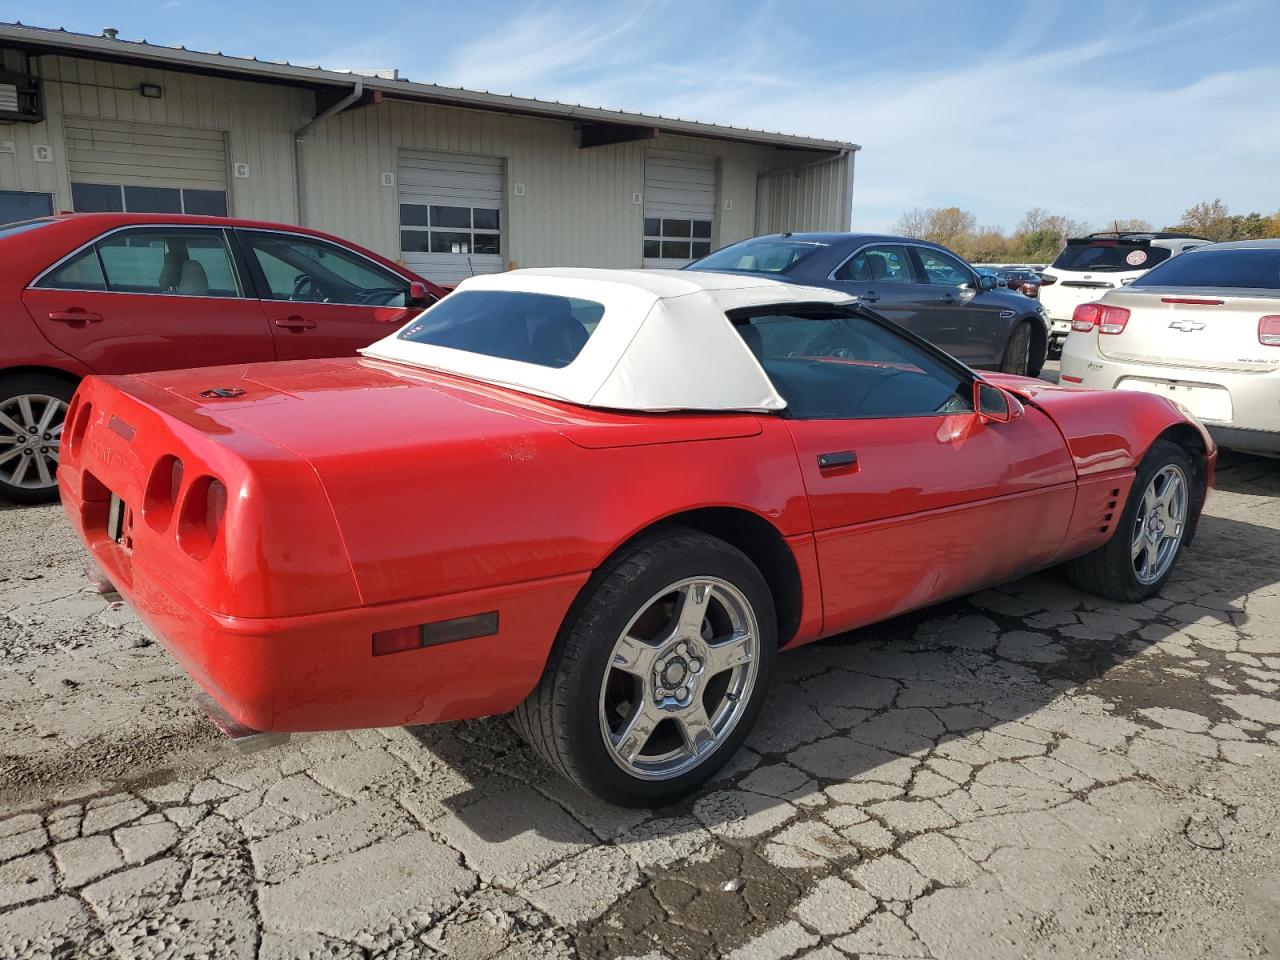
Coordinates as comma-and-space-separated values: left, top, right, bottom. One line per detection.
144, 456, 184, 531
177, 476, 228, 559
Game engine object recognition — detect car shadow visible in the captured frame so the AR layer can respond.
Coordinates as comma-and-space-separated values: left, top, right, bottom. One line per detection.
406, 506, 1279, 853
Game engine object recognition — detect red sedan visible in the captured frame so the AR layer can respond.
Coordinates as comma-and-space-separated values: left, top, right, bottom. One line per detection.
60, 269, 1213, 805
1, 213, 447, 503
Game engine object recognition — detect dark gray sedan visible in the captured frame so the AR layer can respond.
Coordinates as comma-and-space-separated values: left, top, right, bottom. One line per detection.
686, 233, 1050, 376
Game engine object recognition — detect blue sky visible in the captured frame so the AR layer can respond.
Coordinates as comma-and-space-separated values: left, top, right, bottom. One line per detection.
15, 0, 1280, 232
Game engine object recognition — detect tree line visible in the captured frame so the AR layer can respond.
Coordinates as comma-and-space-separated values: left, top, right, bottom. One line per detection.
892, 199, 1280, 265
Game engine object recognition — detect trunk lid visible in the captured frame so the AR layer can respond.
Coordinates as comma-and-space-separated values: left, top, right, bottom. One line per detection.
1095, 287, 1280, 373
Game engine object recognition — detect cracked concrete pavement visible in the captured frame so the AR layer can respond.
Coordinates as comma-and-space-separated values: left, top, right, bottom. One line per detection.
1, 453, 1279, 959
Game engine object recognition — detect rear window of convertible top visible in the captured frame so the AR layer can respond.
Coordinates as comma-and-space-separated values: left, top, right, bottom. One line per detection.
397, 290, 605, 369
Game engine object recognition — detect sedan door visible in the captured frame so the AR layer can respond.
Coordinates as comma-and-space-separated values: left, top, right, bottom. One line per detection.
731, 306, 1076, 637
237, 230, 424, 360
910, 246, 1010, 365
827, 243, 930, 332
22, 226, 274, 374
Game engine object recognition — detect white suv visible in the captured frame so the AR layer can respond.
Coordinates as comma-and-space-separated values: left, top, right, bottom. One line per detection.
1041, 232, 1210, 356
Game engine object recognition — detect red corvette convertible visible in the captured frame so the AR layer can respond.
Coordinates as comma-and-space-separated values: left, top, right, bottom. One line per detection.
59, 269, 1214, 805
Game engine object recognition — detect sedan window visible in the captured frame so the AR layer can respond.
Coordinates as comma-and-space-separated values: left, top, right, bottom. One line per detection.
37, 228, 241, 297
94, 229, 241, 298
914, 248, 974, 286
242, 232, 411, 307
1131, 248, 1280, 290
833, 245, 915, 283
689, 238, 829, 274
734, 309, 971, 419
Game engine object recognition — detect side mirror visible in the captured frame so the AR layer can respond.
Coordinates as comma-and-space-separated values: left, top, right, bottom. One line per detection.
973, 381, 1024, 423
407, 281, 433, 308
976, 274, 999, 291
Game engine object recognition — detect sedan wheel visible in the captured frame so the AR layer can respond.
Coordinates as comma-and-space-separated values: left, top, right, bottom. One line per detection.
599, 577, 760, 781
514, 527, 776, 806
0, 375, 74, 504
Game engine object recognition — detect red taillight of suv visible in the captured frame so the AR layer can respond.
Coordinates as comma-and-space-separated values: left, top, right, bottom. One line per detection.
1260, 316, 1280, 347
1072, 303, 1130, 335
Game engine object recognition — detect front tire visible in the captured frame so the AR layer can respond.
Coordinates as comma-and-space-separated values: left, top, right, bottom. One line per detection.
1062, 439, 1199, 602
513, 527, 776, 807
0, 373, 75, 505
1000, 321, 1035, 377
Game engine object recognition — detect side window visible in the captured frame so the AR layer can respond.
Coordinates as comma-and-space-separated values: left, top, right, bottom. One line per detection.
242, 232, 410, 307
38, 247, 108, 291
93, 229, 241, 297
833, 244, 915, 283
914, 248, 973, 286
734, 310, 972, 419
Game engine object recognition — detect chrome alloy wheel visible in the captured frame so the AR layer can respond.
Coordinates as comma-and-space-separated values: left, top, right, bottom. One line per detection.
598, 577, 760, 781
0, 394, 67, 491
1132, 464, 1188, 585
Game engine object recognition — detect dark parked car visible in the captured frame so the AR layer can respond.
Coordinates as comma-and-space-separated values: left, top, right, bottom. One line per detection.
687, 234, 1049, 377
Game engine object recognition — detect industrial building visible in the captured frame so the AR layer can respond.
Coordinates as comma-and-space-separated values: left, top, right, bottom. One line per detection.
0, 23, 858, 283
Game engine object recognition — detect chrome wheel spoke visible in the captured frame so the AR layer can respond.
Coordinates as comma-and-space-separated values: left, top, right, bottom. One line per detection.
676, 700, 716, 758
0, 447, 21, 470
613, 700, 660, 762
611, 634, 660, 678
35, 398, 60, 434
704, 630, 754, 677
1130, 522, 1146, 560
675, 581, 712, 639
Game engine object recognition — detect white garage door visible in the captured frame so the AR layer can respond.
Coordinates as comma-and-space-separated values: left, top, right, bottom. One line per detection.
643, 151, 717, 268
65, 117, 229, 215
398, 151, 505, 285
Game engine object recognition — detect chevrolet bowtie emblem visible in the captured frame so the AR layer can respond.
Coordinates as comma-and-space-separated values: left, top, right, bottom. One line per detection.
1169, 319, 1206, 332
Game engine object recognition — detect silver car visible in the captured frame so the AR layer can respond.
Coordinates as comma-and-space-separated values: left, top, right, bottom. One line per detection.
1061, 239, 1280, 455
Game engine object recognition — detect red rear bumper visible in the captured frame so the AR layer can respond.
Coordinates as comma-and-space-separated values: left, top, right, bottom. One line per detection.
65, 494, 584, 732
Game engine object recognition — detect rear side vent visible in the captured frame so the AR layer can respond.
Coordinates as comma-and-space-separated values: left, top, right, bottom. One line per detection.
1098, 487, 1120, 534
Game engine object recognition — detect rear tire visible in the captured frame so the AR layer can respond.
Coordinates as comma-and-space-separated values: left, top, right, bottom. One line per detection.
0, 373, 75, 505
1000, 321, 1035, 376
513, 526, 776, 807
1062, 439, 1199, 602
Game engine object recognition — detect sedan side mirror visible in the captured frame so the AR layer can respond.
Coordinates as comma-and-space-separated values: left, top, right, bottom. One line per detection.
408, 281, 433, 308
974, 381, 1024, 423
976, 274, 999, 291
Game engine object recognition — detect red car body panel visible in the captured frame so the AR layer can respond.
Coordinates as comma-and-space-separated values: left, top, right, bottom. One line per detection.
57, 358, 1215, 735
3, 213, 448, 384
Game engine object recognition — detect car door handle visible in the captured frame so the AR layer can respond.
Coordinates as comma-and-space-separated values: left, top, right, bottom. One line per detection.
817, 450, 858, 470
860, 291, 880, 303
273, 316, 317, 330
48, 309, 103, 323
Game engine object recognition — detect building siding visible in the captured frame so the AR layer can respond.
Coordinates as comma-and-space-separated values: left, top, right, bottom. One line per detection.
1, 48, 854, 270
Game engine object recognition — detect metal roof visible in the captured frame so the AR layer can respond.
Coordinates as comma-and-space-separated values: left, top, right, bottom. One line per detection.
0, 21, 860, 154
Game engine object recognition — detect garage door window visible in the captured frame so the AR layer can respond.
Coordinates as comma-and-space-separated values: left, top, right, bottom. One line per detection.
71, 182, 228, 217
643, 218, 712, 262
400, 204, 501, 256
0, 190, 53, 225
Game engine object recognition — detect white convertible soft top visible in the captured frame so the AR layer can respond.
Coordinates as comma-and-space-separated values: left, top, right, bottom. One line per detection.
359, 267, 854, 412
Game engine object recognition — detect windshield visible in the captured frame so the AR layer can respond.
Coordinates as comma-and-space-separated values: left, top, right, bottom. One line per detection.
689, 238, 828, 274
1131, 248, 1280, 290
0, 218, 54, 240
1051, 241, 1171, 273
396, 290, 603, 368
